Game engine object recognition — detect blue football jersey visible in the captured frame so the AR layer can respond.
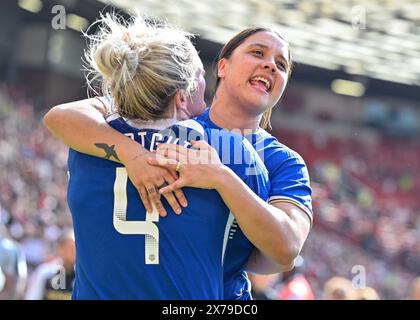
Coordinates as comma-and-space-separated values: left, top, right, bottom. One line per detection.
67, 114, 270, 300
197, 108, 313, 300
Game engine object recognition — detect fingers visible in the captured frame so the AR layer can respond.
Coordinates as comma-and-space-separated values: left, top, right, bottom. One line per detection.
138, 168, 188, 216
168, 168, 179, 180
159, 175, 182, 215
156, 148, 188, 163
190, 139, 211, 150
138, 186, 152, 214
157, 143, 189, 156
164, 174, 188, 208
159, 179, 187, 194
147, 157, 179, 170
173, 188, 188, 208
191, 140, 219, 165
161, 191, 182, 215
145, 184, 167, 217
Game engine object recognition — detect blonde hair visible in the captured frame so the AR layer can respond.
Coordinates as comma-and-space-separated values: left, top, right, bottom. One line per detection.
84, 13, 200, 120
260, 108, 274, 131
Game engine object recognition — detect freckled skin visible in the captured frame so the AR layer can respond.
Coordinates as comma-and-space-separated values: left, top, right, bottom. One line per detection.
217, 31, 290, 116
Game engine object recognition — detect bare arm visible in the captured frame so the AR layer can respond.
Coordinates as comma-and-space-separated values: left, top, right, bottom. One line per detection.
43, 98, 187, 216
210, 166, 311, 266
246, 249, 294, 275
43, 98, 137, 162
149, 140, 311, 267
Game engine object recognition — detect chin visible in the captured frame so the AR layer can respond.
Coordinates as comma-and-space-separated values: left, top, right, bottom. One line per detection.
247, 100, 270, 114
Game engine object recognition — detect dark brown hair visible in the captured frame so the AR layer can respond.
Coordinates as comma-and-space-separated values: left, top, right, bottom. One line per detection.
215, 27, 293, 129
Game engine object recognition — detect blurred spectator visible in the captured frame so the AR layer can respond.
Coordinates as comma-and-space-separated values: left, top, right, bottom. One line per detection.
250, 256, 315, 300
249, 273, 280, 300
410, 277, 420, 300
354, 287, 380, 300
0, 85, 72, 299
25, 230, 75, 300
0, 226, 28, 300
275, 273, 315, 300
0, 266, 5, 292
274, 127, 419, 299
275, 256, 315, 300
323, 277, 355, 300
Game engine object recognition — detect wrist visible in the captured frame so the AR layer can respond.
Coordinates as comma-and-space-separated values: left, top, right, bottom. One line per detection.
212, 165, 236, 190
118, 137, 148, 165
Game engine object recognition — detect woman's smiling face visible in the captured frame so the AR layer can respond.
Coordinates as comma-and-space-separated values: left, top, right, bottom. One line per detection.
217, 31, 290, 116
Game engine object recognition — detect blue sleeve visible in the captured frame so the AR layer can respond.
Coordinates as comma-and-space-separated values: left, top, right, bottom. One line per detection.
205, 128, 270, 201
267, 147, 313, 222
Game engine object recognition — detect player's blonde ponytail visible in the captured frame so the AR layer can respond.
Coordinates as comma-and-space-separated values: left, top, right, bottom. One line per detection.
84, 13, 200, 120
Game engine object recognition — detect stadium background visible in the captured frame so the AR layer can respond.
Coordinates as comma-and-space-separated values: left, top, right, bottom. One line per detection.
0, 0, 419, 299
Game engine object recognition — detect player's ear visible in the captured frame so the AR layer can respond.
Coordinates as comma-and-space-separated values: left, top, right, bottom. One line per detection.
174, 89, 188, 113
217, 58, 228, 78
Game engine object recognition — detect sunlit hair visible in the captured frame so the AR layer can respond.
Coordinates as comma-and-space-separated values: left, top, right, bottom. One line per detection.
84, 13, 200, 120
215, 27, 293, 130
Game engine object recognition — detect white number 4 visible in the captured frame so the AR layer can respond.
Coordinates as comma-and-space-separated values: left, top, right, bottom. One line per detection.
113, 167, 159, 264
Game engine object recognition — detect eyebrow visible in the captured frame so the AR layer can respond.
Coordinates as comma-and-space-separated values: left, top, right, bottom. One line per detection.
247, 43, 289, 67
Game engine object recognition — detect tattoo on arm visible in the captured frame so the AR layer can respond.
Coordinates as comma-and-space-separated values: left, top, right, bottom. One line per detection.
94, 143, 121, 162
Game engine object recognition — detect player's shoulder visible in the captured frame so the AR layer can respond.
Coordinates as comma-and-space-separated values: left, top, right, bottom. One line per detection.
255, 128, 307, 165
105, 111, 121, 123
175, 119, 206, 135
254, 128, 289, 151
105, 112, 133, 133
165, 119, 207, 142
96, 95, 116, 115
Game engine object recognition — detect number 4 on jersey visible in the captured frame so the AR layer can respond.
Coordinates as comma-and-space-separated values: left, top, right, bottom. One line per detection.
113, 167, 160, 264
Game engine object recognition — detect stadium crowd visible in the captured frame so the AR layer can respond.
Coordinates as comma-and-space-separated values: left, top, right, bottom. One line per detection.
0, 84, 418, 299
270, 128, 420, 299
0, 84, 73, 299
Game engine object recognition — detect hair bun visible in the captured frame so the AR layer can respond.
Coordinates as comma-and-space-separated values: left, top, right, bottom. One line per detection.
95, 36, 139, 81
83, 13, 199, 120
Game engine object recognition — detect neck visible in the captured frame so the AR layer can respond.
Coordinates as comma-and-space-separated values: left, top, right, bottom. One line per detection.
210, 92, 261, 134
166, 101, 191, 122
164, 100, 177, 119
127, 117, 178, 130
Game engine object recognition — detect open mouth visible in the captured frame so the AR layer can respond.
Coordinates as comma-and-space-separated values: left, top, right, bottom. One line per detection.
249, 76, 272, 93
